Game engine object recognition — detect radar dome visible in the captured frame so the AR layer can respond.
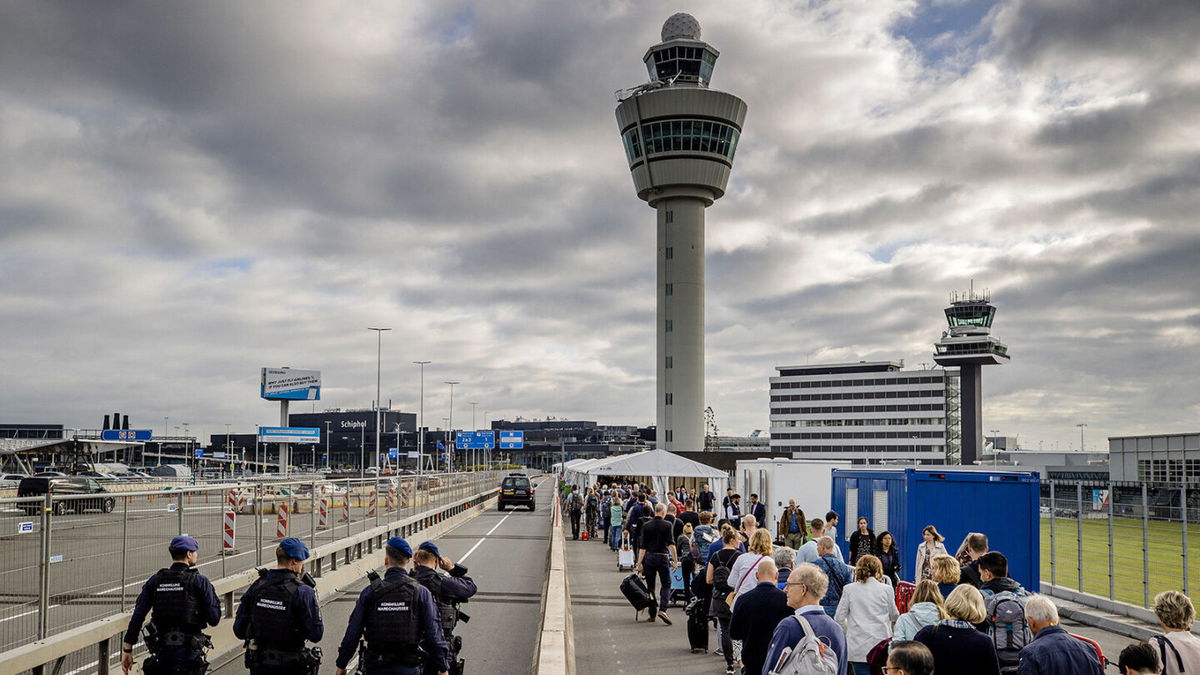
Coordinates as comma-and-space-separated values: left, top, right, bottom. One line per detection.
661, 13, 701, 42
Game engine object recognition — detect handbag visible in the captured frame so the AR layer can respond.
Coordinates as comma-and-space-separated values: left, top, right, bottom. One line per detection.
725, 554, 766, 609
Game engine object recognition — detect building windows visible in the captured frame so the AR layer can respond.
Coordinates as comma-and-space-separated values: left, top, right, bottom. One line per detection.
665, 247, 673, 259
665, 356, 673, 369
665, 320, 673, 332
665, 429, 673, 442
665, 283, 673, 296
665, 210, 674, 224
621, 119, 741, 163
665, 393, 673, 405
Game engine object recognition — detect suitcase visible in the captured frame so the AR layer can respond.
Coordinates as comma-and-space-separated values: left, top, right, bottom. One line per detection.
685, 601, 709, 653
617, 531, 635, 570
620, 573, 655, 619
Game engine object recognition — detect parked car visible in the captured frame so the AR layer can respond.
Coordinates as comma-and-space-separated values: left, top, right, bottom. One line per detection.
18, 476, 115, 515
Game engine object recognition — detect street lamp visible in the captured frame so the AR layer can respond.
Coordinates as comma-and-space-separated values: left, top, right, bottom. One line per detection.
324, 421, 332, 471
413, 361, 431, 474
469, 402, 479, 470
444, 382, 460, 472
368, 327, 392, 473
225, 423, 232, 477
989, 429, 1000, 466
1076, 423, 1087, 452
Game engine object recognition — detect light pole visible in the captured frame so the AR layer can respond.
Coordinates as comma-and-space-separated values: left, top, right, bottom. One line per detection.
324, 421, 331, 471
989, 429, 1000, 466
368, 327, 392, 473
413, 361, 430, 474
469, 402, 479, 470
444, 382, 460, 472
1076, 423, 1087, 452
225, 423, 232, 476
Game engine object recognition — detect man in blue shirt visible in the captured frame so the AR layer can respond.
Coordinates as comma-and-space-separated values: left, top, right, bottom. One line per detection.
234, 537, 323, 673
812, 537, 853, 617
1017, 595, 1103, 675
121, 536, 221, 674
762, 562, 849, 675
729, 559, 793, 675
335, 537, 450, 675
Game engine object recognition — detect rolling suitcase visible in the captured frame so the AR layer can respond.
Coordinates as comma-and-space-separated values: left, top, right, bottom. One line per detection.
684, 597, 709, 653
617, 531, 635, 570
620, 573, 654, 619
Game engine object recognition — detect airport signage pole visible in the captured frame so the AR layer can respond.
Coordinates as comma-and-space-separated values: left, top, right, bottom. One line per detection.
444, 381, 459, 472
368, 327, 391, 474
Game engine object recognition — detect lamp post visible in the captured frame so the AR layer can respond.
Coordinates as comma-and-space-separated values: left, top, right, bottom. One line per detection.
1076, 423, 1087, 452
368, 327, 392, 474
469, 402, 479, 470
989, 429, 1000, 466
324, 421, 331, 471
225, 423, 232, 477
413, 361, 430, 474
444, 382, 460, 472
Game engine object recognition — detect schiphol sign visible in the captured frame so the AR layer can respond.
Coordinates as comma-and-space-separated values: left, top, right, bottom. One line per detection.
499, 430, 525, 449
258, 426, 322, 444
456, 431, 494, 450
260, 367, 322, 401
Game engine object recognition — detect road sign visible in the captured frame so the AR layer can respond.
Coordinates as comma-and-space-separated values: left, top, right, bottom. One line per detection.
213, 451, 228, 459
388, 447, 399, 459
194, 448, 204, 458
499, 430, 525, 449
258, 427, 321, 444
455, 431, 494, 450
17, 522, 33, 534
101, 429, 153, 442
406, 450, 419, 459
49, 555, 63, 564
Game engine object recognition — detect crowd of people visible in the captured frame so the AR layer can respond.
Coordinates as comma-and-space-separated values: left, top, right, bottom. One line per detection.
564, 479, 1200, 675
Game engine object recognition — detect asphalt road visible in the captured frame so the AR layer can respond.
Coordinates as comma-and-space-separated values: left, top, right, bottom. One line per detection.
211, 476, 552, 675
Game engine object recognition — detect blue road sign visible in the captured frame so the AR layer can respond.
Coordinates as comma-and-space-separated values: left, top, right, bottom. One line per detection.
194, 448, 204, 458
17, 522, 34, 534
258, 427, 321, 444
388, 447, 399, 459
101, 429, 153, 442
455, 431, 494, 450
499, 430, 525, 449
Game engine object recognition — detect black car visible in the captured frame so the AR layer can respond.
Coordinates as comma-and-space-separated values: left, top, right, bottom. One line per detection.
18, 476, 116, 515
497, 474, 534, 511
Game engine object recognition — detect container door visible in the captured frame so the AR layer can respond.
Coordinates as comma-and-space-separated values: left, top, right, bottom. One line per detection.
845, 487, 858, 548
873, 488, 889, 535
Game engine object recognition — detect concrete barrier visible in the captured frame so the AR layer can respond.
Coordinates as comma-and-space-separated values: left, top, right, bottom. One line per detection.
534, 496, 574, 675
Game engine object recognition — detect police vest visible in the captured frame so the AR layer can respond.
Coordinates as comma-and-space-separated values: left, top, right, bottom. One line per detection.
246, 571, 305, 650
364, 575, 421, 650
413, 567, 457, 637
149, 568, 205, 631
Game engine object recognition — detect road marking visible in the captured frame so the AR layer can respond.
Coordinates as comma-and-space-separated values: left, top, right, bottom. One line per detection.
458, 477, 546, 564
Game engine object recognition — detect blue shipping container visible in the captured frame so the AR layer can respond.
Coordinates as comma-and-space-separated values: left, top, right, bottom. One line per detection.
830, 468, 1041, 590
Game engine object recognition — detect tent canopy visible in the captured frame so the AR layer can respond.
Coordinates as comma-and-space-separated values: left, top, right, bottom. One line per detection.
581, 449, 729, 497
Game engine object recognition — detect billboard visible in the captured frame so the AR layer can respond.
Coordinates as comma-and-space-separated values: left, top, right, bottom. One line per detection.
258, 427, 321, 444
260, 368, 321, 401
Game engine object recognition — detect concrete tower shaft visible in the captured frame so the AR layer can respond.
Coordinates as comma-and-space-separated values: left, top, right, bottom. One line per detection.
615, 15, 747, 453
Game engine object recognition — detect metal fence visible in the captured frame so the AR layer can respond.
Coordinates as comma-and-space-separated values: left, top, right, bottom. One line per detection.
1041, 479, 1198, 609
0, 470, 502, 653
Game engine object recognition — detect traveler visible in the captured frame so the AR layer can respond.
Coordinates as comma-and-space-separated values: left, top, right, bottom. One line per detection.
676, 523, 697, 600
979, 551, 1030, 598
774, 546, 797, 589
121, 536, 220, 675
635, 503, 678, 625
698, 483, 716, 512
931, 554, 961, 598
738, 513, 758, 545
608, 497, 624, 551
725, 493, 742, 521
691, 511, 718, 606
234, 538, 323, 674
1151, 590, 1200, 674
812, 536, 853, 617
893, 579, 947, 642
914, 584, 1001, 675
625, 495, 648, 556
797, 518, 845, 564
709, 519, 746, 560
729, 559, 792, 675
598, 490, 613, 542
849, 517, 874, 565
875, 531, 901, 588
728, 528, 774, 602
1118, 641, 1164, 674
762, 562, 849, 675
777, 499, 808, 550
411, 541, 477, 675
722, 487, 735, 512
825, 511, 840, 542
1017, 595, 1104, 675
679, 498, 700, 530
835, 554, 899, 675
334, 537, 449, 675
584, 487, 599, 537
914, 525, 948, 582
567, 488, 583, 540
746, 493, 767, 526
958, 532, 989, 588
886, 641, 937, 675
707, 525, 743, 673
977, 552, 1032, 671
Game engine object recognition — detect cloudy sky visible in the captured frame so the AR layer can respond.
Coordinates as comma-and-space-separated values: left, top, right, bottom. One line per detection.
1, 0, 1197, 451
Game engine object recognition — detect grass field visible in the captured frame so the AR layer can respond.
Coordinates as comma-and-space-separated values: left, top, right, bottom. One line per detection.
1039, 514, 1197, 608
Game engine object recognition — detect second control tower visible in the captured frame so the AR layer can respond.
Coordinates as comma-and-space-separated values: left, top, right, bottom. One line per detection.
615, 14, 747, 452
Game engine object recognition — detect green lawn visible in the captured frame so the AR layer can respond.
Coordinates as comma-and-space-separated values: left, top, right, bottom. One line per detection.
1039, 515, 1197, 608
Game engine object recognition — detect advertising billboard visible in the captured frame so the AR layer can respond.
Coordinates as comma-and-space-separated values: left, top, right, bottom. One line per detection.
258, 427, 322, 444
260, 368, 321, 401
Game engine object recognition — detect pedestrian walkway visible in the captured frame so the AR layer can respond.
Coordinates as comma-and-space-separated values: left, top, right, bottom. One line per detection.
564, 523, 725, 675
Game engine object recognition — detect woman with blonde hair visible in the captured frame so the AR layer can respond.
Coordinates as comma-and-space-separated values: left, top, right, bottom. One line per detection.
914, 584, 1000, 675
728, 528, 774, 600
835, 554, 898, 675
893, 579, 947, 641
1152, 589, 1200, 674
930, 554, 961, 598
914, 524, 948, 582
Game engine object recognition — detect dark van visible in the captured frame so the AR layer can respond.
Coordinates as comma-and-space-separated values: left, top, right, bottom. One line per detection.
498, 473, 535, 511
18, 476, 115, 516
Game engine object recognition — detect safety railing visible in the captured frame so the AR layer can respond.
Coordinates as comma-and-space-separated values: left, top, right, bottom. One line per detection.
0, 470, 503, 656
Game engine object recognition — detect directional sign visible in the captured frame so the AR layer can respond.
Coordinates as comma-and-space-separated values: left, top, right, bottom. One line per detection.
49, 555, 64, 564
455, 431, 494, 450
499, 430, 525, 449
17, 522, 33, 534
101, 429, 153, 442
167, 503, 178, 512
258, 427, 321, 444
388, 447, 399, 459
406, 450, 420, 459
194, 448, 204, 458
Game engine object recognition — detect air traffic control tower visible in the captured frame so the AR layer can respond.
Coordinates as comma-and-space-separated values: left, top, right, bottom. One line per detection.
615, 14, 747, 452
933, 290, 1010, 465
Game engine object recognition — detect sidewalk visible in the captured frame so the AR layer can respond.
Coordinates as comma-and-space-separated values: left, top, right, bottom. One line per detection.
563, 522, 728, 675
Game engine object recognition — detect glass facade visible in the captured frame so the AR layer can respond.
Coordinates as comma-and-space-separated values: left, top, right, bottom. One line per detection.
622, 119, 740, 164
644, 45, 717, 85
945, 303, 995, 328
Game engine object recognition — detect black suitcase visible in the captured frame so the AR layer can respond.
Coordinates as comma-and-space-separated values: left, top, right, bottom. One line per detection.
686, 605, 709, 653
619, 573, 654, 618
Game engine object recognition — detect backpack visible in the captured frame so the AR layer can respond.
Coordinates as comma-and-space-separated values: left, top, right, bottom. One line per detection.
984, 590, 1032, 672
695, 529, 718, 565
712, 550, 738, 594
768, 614, 841, 675
1152, 634, 1185, 673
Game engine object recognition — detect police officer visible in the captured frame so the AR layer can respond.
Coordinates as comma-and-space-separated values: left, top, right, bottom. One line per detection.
411, 541, 477, 675
234, 537, 324, 674
121, 536, 221, 675
335, 537, 450, 675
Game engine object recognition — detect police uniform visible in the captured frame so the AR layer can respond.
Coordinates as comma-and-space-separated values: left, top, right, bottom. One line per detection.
123, 536, 221, 674
336, 537, 450, 675
233, 538, 324, 674
411, 541, 477, 675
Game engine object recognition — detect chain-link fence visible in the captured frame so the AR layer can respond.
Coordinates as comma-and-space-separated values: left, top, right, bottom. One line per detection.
1041, 479, 1198, 608
0, 471, 501, 653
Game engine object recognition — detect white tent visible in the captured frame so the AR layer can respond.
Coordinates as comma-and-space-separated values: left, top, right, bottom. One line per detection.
582, 449, 729, 497
563, 457, 608, 486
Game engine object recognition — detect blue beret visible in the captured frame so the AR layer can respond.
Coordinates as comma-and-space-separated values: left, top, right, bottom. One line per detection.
386, 537, 412, 557
170, 535, 199, 552
278, 537, 309, 561
418, 541, 440, 558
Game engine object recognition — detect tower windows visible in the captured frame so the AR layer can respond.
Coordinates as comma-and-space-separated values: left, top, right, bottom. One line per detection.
665, 247, 673, 259
665, 392, 673, 405
665, 320, 673, 332
621, 120, 740, 163
665, 356, 673, 369
665, 283, 673, 296
665, 210, 674, 223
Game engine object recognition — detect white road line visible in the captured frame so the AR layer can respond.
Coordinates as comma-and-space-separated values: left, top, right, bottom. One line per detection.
458, 477, 546, 564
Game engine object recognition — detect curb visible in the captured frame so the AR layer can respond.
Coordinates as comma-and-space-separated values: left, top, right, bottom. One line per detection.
534, 488, 574, 675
